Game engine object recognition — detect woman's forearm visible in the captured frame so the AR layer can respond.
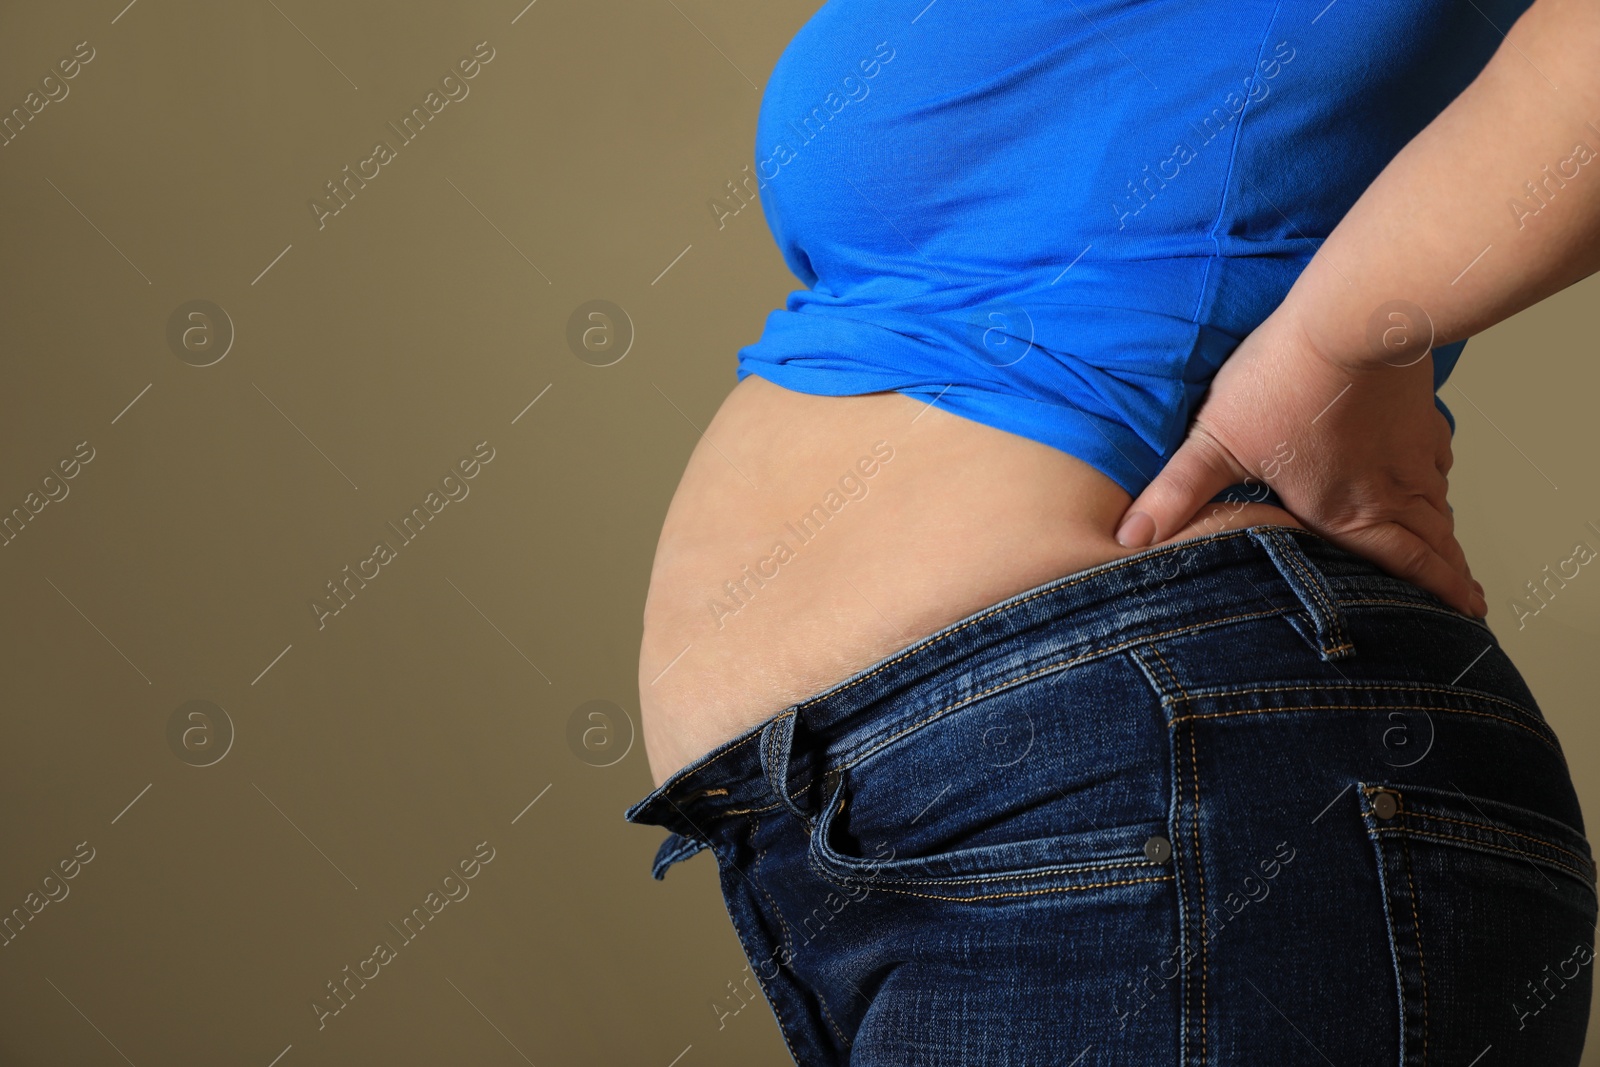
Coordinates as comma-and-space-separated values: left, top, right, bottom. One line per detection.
1280, 0, 1600, 365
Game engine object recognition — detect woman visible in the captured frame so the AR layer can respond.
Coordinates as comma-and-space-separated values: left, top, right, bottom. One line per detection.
629, 0, 1600, 1062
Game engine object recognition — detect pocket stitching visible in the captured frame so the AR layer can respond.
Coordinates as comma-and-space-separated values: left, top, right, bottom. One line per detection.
1409, 810, 1594, 871
805, 772, 1161, 891
1363, 783, 1597, 889
1363, 783, 1600, 895
1169, 703, 1558, 753
1376, 826, 1595, 887
1397, 826, 1431, 1065
851, 872, 1176, 903
1168, 681, 1548, 733
817, 855, 1169, 888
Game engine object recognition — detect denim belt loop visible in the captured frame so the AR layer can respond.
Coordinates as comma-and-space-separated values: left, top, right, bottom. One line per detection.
1248, 526, 1357, 661
650, 831, 710, 880
760, 710, 815, 825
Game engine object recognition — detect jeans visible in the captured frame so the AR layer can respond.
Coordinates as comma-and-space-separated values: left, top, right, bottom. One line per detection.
625, 525, 1597, 1066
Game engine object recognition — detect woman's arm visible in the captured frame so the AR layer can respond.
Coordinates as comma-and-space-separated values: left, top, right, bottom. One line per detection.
1284, 0, 1600, 366
1115, 0, 1600, 617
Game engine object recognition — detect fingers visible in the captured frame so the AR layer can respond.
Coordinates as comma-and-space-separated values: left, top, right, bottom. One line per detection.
1117, 425, 1251, 548
1333, 520, 1486, 618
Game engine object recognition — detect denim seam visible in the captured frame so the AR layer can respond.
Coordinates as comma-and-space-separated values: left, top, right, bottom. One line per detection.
1167, 703, 1560, 752
1359, 787, 1413, 1064
1155, 642, 1207, 1065
1158, 682, 1549, 738
853, 872, 1175, 903
787, 607, 1289, 796
780, 526, 1285, 713
1340, 596, 1481, 619
822, 857, 1168, 888
1188, 722, 1209, 1067
1398, 824, 1430, 1065
1375, 826, 1595, 885
719, 815, 806, 1067
747, 811, 797, 964
1402, 809, 1592, 869
814, 987, 850, 1049
1273, 530, 1353, 654
725, 801, 784, 816
1147, 645, 1190, 701
1129, 644, 1196, 1067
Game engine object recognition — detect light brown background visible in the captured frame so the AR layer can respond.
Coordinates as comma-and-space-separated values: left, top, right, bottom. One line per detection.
0, 2, 1594, 1064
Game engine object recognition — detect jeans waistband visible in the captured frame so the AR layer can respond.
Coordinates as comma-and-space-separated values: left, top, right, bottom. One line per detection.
623, 524, 1481, 862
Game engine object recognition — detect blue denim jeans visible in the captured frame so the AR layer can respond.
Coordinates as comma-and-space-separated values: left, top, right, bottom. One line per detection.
626, 525, 1596, 1066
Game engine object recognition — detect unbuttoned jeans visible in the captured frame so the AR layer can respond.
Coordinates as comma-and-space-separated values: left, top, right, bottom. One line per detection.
627, 525, 1596, 1066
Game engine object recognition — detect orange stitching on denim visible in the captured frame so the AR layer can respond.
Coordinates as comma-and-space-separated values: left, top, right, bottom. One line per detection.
1341, 596, 1487, 616
701, 788, 729, 797
1189, 723, 1208, 1066
1399, 822, 1429, 1065
1275, 533, 1351, 653
728, 812, 803, 1067
784, 528, 1277, 712
724, 801, 784, 816
747, 812, 796, 960
1148, 645, 1189, 702
1290, 537, 1349, 651
825, 857, 1167, 887
781, 609, 1288, 801
1141, 642, 1195, 1064
861, 873, 1175, 902
1147, 641, 1204, 1063
1173, 682, 1548, 734
1407, 810, 1593, 869
1376, 826, 1594, 884
1168, 704, 1559, 752
815, 982, 851, 1046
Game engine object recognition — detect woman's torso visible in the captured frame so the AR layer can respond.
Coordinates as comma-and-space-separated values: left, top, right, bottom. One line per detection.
637, 0, 1529, 786
638, 375, 1301, 785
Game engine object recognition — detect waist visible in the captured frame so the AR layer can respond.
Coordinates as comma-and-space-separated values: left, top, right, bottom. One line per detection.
638, 374, 1305, 786
632, 506, 1501, 839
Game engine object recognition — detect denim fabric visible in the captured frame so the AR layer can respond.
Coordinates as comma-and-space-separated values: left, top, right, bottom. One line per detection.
626, 525, 1596, 1066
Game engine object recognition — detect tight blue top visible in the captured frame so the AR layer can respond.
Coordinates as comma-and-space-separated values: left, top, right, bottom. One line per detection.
735, 0, 1530, 497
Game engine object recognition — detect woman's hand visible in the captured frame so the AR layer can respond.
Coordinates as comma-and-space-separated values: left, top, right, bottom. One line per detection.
1113, 305, 1488, 619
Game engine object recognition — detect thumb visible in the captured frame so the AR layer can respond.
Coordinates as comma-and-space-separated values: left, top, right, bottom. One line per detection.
1116, 426, 1250, 548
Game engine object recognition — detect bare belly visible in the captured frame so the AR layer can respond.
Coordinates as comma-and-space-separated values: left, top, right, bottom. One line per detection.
637, 374, 1303, 788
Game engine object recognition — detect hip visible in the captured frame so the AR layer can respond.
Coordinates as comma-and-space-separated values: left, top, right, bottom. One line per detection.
627, 524, 1596, 1066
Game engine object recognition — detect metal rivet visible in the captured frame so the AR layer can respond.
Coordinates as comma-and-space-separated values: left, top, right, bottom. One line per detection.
1144, 835, 1172, 863
1372, 790, 1399, 820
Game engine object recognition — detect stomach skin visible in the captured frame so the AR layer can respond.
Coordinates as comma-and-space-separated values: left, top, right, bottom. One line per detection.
637, 373, 1303, 788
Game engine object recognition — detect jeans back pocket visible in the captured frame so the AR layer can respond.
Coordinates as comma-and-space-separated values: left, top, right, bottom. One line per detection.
1358, 781, 1597, 1067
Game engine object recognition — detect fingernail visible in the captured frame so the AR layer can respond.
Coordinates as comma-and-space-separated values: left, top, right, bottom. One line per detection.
1116, 511, 1156, 549
1472, 592, 1488, 618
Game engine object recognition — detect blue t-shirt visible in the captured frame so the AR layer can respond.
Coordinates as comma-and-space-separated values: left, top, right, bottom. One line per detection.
735, 0, 1529, 498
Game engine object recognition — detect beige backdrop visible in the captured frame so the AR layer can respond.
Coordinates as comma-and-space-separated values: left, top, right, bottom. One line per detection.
0, 2, 1594, 1065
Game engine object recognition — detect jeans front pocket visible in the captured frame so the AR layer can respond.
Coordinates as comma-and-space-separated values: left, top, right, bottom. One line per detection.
1358, 780, 1598, 1067
801, 651, 1177, 903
